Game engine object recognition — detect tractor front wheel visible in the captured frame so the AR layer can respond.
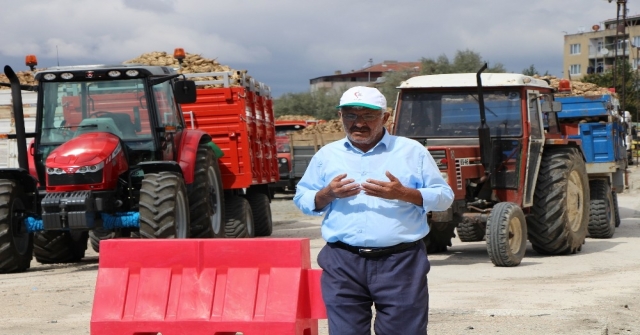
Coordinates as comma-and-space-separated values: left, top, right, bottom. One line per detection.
486, 202, 527, 267
34, 231, 88, 264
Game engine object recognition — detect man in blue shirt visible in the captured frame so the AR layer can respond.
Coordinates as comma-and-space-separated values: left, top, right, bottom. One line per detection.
294, 86, 454, 334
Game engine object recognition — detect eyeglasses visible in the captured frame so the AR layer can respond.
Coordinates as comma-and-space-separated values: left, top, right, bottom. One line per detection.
340, 112, 381, 122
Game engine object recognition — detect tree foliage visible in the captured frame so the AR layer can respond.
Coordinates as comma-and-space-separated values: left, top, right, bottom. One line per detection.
377, 69, 419, 109
273, 88, 342, 120
273, 49, 505, 119
521, 64, 550, 76
581, 60, 639, 119
420, 49, 506, 74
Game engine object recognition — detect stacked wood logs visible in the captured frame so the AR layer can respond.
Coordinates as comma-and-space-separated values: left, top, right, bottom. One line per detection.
0, 71, 38, 89
534, 75, 614, 97
0, 51, 253, 90
124, 51, 252, 89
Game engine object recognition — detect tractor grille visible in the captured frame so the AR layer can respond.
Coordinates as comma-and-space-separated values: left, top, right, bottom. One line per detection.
278, 158, 290, 177
428, 150, 448, 169
48, 171, 103, 186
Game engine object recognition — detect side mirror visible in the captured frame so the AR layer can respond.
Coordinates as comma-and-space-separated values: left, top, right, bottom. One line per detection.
174, 80, 197, 104
541, 100, 562, 113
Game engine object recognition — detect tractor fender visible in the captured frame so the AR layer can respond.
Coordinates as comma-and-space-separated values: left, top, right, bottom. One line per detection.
177, 130, 213, 185
137, 161, 183, 176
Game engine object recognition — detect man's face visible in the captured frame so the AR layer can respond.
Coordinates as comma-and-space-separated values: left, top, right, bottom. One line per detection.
339, 106, 389, 146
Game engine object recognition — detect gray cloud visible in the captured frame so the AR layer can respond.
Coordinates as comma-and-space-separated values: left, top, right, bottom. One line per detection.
123, 0, 175, 13
0, 0, 630, 96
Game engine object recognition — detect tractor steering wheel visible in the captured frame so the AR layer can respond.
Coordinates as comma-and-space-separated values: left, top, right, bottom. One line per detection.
89, 111, 113, 119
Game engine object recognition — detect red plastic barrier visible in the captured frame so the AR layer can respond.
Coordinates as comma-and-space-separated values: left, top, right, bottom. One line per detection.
91, 238, 326, 335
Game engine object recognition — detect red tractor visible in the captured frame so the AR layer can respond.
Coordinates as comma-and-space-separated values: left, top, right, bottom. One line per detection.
392, 65, 591, 266
0, 61, 226, 273
270, 119, 324, 192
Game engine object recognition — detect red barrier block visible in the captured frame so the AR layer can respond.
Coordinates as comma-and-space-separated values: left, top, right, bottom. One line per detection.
90, 238, 326, 335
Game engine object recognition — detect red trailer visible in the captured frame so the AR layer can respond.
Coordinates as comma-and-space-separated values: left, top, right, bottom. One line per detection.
181, 71, 278, 237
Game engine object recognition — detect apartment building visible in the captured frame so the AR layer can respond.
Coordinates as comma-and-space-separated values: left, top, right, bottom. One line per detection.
563, 14, 640, 79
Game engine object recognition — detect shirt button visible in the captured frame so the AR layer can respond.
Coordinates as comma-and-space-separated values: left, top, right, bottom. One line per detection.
357, 229, 363, 233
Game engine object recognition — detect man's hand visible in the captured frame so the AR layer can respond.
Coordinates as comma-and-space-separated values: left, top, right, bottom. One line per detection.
362, 171, 423, 206
314, 173, 361, 210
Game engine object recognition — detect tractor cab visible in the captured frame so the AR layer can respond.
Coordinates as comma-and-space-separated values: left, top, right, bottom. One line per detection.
31, 64, 196, 190
394, 74, 557, 206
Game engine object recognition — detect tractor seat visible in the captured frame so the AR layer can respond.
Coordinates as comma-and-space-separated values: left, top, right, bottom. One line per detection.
107, 113, 138, 139
76, 118, 123, 138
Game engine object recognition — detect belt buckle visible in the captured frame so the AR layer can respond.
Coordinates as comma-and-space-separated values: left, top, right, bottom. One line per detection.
359, 247, 382, 257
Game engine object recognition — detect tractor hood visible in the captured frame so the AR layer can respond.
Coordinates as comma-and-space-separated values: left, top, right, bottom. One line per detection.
46, 132, 122, 172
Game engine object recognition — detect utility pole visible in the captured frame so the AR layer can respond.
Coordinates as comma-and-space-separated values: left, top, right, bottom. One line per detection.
611, 0, 628, 112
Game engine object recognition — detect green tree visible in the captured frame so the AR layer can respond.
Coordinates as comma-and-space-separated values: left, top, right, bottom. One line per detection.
273, 88, 342, 120
274, 49, 506, 118
420, 49, 506, 75
522, 64, 538, 76
377, 69, 419, 109
581, 60, 639, 120
522, 64, 551, 76
377, 49, 506, 107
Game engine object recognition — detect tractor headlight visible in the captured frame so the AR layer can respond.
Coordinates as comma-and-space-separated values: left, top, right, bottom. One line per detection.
47, 161, 105, 174
77, 161, 105, 174
440, 172, 448, 181
280, 158, 287, 164
46, 167, 66, 175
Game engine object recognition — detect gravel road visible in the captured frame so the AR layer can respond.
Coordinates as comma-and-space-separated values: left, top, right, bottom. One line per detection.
1, 169, 640, 335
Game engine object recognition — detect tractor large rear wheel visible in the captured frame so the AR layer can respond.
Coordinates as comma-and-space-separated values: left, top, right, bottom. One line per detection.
529, 148, 589, 255
224, 195, 254, 238
34, 231, 88, 264
587, 179, 615, 239
243, 192, 272, 236
486, 202, 527, 267
139, 172, 189, 238
613, 191, 621, 228
456, 216, 485, 242
189, 144, 225, 238
0, 180, 32, 273
423, 221, 455, 254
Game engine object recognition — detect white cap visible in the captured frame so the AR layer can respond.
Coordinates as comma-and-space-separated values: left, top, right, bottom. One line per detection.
337, 86, 386, 110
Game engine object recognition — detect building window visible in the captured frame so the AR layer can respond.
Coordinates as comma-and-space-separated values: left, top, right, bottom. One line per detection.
570, 44, 581, 55
570, 64, 581, 75
634, 36, 640, 48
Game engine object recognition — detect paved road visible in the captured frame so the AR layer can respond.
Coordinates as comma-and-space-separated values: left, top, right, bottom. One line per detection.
1, 169, 640, 334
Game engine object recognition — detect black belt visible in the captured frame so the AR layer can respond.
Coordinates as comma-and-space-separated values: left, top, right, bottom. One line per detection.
330, 240, 421, 258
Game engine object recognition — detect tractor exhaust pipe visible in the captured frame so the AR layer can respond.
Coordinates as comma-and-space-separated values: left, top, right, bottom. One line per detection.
476, 63, 492, 171
3, 65, 29, 171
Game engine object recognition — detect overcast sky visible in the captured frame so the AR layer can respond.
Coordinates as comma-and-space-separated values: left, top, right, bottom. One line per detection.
0, 0, 633, 97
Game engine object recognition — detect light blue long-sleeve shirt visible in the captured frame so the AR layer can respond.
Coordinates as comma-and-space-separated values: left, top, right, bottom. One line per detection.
293, 130, 454, 247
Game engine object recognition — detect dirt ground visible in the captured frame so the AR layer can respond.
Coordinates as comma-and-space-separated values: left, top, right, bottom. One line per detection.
1, 168, 640, 335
